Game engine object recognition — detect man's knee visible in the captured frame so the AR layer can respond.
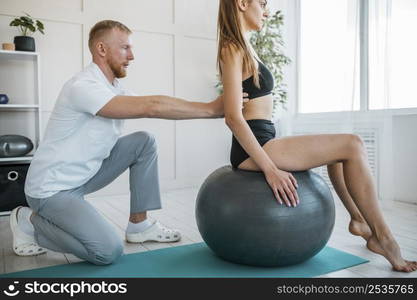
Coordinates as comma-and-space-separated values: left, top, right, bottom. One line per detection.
89, 239, 124, 266
133, 131, 157, 153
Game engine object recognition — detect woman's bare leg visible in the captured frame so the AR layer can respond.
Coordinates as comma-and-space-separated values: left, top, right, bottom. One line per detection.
239, 133, 417, 272
327, 163, 372, 240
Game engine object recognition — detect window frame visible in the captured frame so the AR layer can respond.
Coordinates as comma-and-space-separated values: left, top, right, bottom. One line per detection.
295, 0, 417, 117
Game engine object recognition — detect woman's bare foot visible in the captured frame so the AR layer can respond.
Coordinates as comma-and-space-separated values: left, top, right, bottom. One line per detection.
349, 219, 385, 255
349, 219, 417, 272
365, 235, 385, 256
349, 219, 372, 241
367, 235, 417, 272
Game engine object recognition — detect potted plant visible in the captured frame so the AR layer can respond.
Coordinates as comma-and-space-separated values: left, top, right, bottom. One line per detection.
9, 12, 44, 52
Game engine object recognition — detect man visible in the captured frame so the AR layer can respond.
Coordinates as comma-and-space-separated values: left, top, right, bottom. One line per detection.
10, 20, 244, 265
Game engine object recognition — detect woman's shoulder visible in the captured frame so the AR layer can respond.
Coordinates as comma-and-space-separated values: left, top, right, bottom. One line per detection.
220, 41, 244, 63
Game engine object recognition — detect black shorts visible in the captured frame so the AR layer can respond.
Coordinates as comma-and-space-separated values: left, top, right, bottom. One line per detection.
230, 119, 276, 168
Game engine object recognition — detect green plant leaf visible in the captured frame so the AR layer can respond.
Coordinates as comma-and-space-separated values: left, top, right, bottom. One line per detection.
9, 13, 45, 36
21, 16, 34, 24
36, 20, 44, 30
9, 19, 22, 26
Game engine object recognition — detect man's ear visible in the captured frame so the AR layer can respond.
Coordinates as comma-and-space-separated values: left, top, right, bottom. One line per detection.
96, 41, 107, 57
237, 0, 249, 12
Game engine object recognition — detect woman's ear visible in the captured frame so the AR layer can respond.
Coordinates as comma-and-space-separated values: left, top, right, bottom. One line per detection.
237, 0, 249, 12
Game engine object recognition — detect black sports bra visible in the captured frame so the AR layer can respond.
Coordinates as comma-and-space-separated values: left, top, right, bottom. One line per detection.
242, 59, 274, 99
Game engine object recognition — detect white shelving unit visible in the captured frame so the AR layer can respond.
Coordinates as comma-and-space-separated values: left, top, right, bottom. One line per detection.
0, 104, 40, 109
0, 49, 42, 216
0, 49, 42, 163
0, 156, 34, 163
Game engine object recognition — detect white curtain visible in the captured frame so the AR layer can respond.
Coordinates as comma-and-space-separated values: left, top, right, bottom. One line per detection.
369, 0, 417, 110
343, 0, 360, 133
369, 0, 392, 110
347, 0, 360, 113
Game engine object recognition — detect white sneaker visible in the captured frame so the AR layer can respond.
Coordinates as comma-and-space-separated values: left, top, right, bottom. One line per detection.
126, 220, 181, 243
10, 206, 47, 256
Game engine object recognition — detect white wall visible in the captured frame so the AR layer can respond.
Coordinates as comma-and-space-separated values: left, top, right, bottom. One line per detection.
393, 115, 417, 204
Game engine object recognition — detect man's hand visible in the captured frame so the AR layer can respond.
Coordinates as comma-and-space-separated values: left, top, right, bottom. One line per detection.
209, 92, 249, 118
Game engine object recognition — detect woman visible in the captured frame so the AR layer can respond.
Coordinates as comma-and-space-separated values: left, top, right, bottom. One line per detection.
217, 0, 416, 272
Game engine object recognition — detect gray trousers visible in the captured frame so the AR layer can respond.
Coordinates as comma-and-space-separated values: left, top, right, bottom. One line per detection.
26, 131, 161, 265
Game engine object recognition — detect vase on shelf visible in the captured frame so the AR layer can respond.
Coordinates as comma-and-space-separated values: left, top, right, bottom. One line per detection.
13, 36, 35, 52
0, 94, 9, 104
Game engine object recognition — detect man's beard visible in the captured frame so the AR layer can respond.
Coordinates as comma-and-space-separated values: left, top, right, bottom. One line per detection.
108, 58, 126, 78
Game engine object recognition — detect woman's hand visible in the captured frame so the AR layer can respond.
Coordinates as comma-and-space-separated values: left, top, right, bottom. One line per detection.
264, 168, 299, 207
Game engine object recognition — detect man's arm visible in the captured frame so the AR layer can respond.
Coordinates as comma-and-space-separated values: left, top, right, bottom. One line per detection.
97, 95, 224, 120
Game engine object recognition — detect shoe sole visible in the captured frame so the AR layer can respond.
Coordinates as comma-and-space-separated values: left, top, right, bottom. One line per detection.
10, 206, 47, 256
125, 234, 181, 243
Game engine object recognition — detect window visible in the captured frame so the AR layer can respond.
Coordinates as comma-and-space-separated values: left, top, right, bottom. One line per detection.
369, 0, 417, 109
299, 0, 360, 113
299, 0, 417, 113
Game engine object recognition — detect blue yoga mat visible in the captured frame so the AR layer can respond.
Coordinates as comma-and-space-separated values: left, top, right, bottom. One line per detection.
1, 243, 368, 278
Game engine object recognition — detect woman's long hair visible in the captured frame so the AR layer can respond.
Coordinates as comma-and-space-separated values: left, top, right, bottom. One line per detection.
217, 0, 259, 87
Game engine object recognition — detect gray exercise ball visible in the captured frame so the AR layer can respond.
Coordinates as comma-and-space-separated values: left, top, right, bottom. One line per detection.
195, 166, 335, 267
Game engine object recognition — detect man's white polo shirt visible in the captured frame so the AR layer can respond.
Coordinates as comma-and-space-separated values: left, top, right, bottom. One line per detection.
25, 63, 134, 199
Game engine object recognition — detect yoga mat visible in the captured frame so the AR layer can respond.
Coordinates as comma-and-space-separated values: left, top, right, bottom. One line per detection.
1, 243, 368, 278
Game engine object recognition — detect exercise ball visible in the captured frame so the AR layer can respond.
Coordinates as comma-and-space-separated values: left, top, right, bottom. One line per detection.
196, 166, 335, 267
